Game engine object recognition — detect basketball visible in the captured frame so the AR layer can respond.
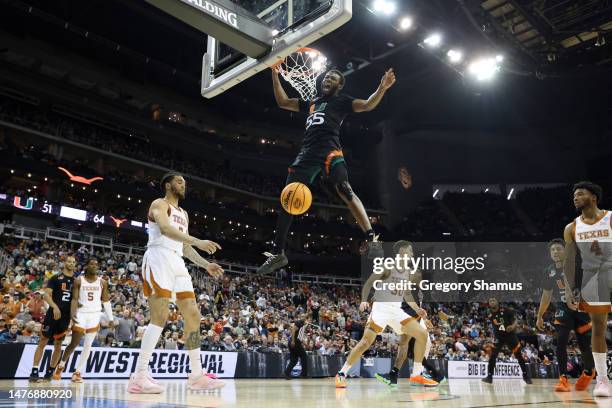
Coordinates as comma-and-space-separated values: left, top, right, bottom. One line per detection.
281, 182, 312, 215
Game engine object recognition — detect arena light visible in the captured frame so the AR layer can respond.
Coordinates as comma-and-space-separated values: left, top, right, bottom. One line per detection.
399, 16, 413, 30
468, 57, 501, 81
447, 49, 463, 63
424, 33, 442, 48
373, 0, 396, 15
507, 188, 515, 200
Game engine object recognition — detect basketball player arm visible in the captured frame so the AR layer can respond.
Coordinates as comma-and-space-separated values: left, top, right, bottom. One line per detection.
352, 68, 396, 113
70, 278, 80, 323
562, 222, 579, 309
361, 269, 390, 303
42, 285, 60, 319
151, 200, 219, 254
101, 280, 115, 324
182, 244, 209, 268
402, 292, 426, 318
536, 289, 552, 329
272, 68, 299, 112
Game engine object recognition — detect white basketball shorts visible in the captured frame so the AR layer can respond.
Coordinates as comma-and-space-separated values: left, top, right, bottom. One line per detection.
142, 246, 195, 300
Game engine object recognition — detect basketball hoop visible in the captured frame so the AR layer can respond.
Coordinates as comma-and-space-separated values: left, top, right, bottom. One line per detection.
276, 48, 328, 101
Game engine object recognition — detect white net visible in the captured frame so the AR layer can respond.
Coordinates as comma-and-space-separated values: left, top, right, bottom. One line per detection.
277, 48, 328, 101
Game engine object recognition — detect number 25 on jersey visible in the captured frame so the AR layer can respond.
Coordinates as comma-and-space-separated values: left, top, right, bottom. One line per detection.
306, 112, 325, 129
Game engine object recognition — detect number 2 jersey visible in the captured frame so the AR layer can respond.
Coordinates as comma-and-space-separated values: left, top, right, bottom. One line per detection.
298, 94, 354, 159
46, 273, 74, 313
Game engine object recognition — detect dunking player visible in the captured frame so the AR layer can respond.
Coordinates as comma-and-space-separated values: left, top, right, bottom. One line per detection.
29, 256, 75, 382
536, 238, 595, 392
376, 241, 445, 387
563, 181, 611, 397
335, 241, 437, 388
256, 67, 396, 274
128, 173, 225, 393
482, 298, 532, 384
52, 258, 116, 382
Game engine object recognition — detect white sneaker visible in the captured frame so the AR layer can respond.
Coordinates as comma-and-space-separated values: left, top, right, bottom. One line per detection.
593, 377, 610, 397
146, 372, 161, 385
127, 371, 164, 394
188, 371, 225, 391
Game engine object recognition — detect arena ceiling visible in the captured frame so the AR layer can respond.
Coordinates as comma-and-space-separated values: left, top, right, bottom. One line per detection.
1, 0, 611, 128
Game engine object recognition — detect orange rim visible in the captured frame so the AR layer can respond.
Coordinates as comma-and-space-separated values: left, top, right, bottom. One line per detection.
277, 47, 326, 78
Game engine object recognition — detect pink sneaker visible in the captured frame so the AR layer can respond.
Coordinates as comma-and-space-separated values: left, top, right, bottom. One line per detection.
205, 373, 218, 379
593, 377, 610, 397
127, 371, 164, 394
188, 371, 225, 391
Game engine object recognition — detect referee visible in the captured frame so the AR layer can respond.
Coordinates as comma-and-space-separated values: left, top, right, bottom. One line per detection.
285, 317, 308, 379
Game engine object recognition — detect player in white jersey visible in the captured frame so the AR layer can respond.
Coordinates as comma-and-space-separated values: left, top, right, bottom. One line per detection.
563, 181, 611, 397
335, 241, 438, 388
376, 242, 446, 387
53, 258, 114, 382
128, 172, 225, 394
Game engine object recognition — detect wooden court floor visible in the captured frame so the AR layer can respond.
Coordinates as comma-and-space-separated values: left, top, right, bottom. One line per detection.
0, 378, 609, 407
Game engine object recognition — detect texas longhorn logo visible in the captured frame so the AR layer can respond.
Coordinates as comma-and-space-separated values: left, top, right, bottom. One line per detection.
58, 167, 104, 185
110, 216, 127, 228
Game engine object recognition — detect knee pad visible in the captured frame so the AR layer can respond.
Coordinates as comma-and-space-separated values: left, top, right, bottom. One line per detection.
336, 181, 354, 200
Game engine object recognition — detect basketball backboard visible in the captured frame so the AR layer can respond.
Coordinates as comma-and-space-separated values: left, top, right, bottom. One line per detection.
202, 0, 352, 98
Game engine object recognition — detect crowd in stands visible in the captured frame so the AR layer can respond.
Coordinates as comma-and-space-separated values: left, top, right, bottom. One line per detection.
1, 236, 605, 376
0, 98, 382, 209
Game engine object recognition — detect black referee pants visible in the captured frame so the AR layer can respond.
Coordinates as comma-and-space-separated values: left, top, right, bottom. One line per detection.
285, 342, 308, 378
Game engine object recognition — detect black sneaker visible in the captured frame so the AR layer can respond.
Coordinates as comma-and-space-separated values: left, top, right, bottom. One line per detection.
42, 370, 53, 382
375, 371, 398, 388
28, 373, 40, 383
482, 376, 493, 384
523, 374, 532, 384
256, 252, 288, 275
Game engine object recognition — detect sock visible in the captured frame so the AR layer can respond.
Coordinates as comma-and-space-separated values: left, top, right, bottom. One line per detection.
135, 324, 163, 373
593, 352, 608, 381
30, 367, 38, 375
411, 362, 423, 377
188, 348, 202, 375
339, 361, 351, 375
364, 229, 375, 241
583, 368, 593, 376
390, 367, 399, 377
76, 333, 96, 373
